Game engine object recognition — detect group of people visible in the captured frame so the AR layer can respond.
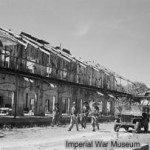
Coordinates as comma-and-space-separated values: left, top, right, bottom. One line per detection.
52, 101, 100, 132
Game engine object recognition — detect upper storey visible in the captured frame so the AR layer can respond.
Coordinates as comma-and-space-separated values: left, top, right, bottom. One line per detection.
0, 27, 131, 94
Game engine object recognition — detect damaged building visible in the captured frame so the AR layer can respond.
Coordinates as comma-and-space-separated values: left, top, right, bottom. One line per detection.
0, 27, 129, 117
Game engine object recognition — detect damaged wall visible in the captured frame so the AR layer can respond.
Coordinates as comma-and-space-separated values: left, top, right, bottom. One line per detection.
0, 29, 118, 116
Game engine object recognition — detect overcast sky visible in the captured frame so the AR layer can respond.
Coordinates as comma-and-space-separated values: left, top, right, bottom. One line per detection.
0, 0, 150, 87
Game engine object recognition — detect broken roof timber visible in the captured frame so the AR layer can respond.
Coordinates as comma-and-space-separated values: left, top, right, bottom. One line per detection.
0, 28, 27, 47
21, 32, 49, 45
96, 62, 135, 85
49, 45, 77, 62
0, 30, 17, 42
50, 47, 71, 62
22, 37, 50, 55
20, 32, 73, 62
84, 61, 106, 72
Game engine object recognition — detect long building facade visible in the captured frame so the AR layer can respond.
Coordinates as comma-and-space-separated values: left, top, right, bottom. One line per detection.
0, 28, 125, 116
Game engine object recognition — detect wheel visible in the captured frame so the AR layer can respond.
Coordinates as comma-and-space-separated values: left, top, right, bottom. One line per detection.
144, 121, 149, 132
114, 120, 120, 132
134, 122, 141, 133
124, 127, 129, 131
114, 124, 120, 132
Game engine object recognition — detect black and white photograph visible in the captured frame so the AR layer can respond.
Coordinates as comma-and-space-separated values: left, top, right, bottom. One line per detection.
0, 0, 150, 149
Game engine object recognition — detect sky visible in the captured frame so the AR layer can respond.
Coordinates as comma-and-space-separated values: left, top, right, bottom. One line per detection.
0, 0, 150, 87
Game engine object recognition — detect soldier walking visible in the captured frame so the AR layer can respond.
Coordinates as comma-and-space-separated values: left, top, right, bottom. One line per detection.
91, 103, 100, 131
80, 101, 90, 128
68, 101, 79, 131
51, 103, 61, 127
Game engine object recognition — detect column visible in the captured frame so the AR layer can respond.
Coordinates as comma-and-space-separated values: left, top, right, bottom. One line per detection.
12, 76, 24, 116
102, 95, 108, 115
34, 80, 45, 116
110, 99, 115, 115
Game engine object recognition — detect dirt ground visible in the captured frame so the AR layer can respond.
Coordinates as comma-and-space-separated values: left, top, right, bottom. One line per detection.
0, 122, 150, 150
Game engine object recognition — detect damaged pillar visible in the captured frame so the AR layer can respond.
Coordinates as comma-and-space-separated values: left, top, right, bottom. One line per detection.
71, 87, 81, 110
71, 86, 78, 103
13, 76, 24, 117
76, 88, 81, 113
110, 99, 115, 115
58, 84, 62, 114
102, 95, 108, 116
34, 80, 45, 116
17, 81, 24, 116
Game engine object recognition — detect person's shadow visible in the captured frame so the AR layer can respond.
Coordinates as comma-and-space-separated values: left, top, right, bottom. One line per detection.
127, 129, 150, 134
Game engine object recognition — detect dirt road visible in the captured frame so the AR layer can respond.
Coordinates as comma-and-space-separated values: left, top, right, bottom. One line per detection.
0, 122, 150, 150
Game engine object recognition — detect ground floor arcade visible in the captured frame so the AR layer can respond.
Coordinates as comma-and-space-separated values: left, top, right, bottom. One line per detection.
0, 73, 115, 116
